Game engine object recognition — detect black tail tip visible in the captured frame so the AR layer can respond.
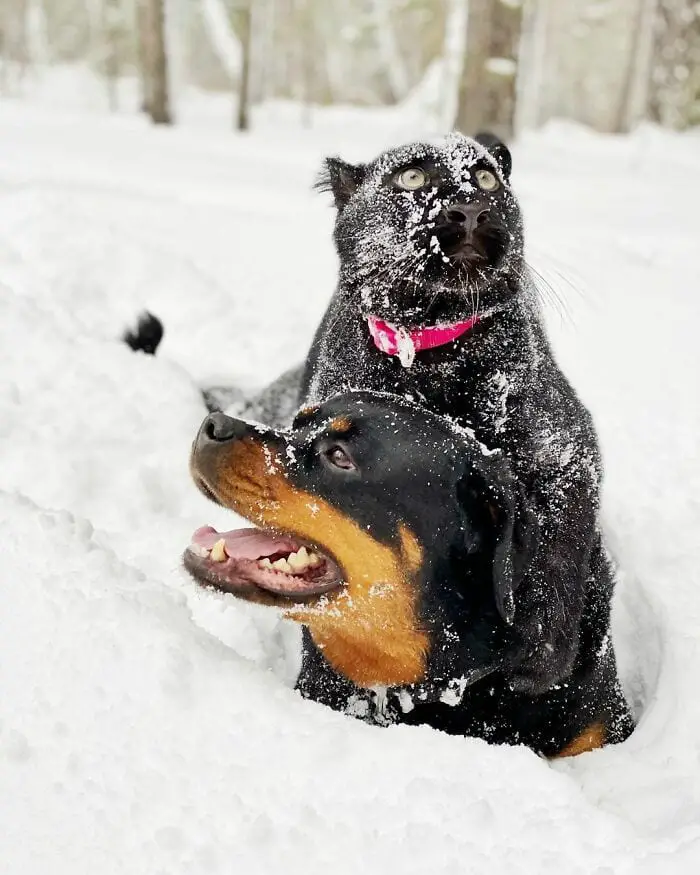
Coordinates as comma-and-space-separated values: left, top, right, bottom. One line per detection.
123, 311, 164, 356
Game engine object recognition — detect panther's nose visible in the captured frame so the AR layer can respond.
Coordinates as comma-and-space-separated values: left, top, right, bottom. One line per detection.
441, 203, 490, 235
195, 412, 248, 447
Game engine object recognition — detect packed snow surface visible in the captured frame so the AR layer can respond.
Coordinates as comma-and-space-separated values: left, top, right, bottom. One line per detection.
1, 90, 699, 874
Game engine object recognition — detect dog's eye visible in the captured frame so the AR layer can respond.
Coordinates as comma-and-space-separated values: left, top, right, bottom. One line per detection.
395, 167, 428, 191
324, 445, 356, 471
475, 168, 500, 192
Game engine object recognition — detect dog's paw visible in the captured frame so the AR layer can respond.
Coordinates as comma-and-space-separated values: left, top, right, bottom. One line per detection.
123, 311, 164, 356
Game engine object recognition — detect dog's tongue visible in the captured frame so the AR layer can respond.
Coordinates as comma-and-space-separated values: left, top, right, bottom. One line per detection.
192, 526, 298, 560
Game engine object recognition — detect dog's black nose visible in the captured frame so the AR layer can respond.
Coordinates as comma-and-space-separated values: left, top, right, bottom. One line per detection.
198, 412, 247, 444
442, 203, 490, 233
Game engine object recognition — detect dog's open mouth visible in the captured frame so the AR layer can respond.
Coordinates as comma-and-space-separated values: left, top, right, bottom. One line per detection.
183, 525, 343, 600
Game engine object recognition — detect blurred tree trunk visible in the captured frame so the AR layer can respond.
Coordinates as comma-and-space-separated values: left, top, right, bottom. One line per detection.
370, 0, 409, 101
138, 0, 172, 124
26, 0, 48, 71
456, 0, 489, 135
319, 3, 343, 102
255, 0, 277, 103
440, 0, 469, 130
648, 0, 700, 128
1, 0, 34, 92
235, 2, 252, 130
103, 0, 123, 112
516, 0, 549, 132
616, 0, 657, 131
456, 0, 523, 139
135, 0, 152, 112
295, 0, 314, 125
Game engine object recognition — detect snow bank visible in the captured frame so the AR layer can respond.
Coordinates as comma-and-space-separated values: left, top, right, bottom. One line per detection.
0, 97, 699, 873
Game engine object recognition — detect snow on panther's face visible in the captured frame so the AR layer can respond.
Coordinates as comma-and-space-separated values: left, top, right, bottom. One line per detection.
318, 133, 525, 325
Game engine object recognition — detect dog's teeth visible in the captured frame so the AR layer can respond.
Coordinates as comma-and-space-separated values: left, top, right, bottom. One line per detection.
259, 548, 321, 575
210, 539, 227, 562
272, 558, 292, 573
287, 548, 308, 571
190, 544, 210, 558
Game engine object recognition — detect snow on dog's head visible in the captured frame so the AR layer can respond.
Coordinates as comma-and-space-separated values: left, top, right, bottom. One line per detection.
315, 132, 524, 326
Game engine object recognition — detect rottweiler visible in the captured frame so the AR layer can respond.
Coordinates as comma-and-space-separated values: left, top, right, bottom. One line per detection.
184, 391, 633, 758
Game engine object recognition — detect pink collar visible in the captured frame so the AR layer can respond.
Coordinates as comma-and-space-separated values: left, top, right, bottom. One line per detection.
366, 314, 480, 368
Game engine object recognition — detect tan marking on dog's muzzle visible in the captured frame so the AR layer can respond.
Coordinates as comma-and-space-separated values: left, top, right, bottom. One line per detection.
192, 437, 428, 688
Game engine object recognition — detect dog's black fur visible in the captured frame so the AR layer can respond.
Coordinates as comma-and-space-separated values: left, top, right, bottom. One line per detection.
185, 392, 633, 756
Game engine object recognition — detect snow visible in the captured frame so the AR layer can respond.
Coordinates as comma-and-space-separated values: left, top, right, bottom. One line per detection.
1, 87, 700, 873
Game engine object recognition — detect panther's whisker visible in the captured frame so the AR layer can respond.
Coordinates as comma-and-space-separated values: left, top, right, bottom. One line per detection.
524, 261, 574, 326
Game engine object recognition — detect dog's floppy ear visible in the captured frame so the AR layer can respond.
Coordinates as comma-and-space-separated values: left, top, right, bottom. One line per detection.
474, 132, 512, 180
458, 453, 537, 625
315, 157, 366, 209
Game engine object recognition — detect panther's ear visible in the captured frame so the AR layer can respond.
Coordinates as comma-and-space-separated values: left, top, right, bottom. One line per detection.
474, 132, 512, 180
458, 453, 537, 625
315, 157, 367, 209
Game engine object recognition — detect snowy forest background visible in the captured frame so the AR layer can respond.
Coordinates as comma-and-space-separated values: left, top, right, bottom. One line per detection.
2, 2, 700, 873
0, 0, 698, 137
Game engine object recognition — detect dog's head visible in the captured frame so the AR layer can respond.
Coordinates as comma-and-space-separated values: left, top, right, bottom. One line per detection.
316, 132, 524, 325
184, 391, 537, 697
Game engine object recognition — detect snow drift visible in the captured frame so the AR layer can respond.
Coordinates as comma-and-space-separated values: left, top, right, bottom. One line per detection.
0, 97, 699, 873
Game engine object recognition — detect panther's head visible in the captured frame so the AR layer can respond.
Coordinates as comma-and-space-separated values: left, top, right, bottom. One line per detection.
317, 132, 524, 326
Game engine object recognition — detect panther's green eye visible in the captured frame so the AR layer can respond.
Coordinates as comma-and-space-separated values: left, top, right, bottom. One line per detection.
475, 168, 500, 192
395, 167, 428, 191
